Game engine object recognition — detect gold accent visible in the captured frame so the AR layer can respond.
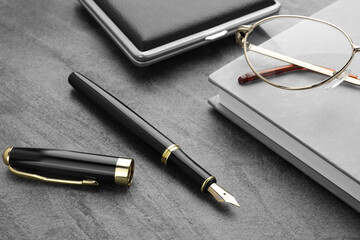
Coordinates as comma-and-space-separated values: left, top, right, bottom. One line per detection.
161, 144, 180, 165
355, 45, 360, 52
114, 158, 134, 186
207, 183, 240, 207
201, 176, 216, 193
238, 15, 357, 90
2, 147, 13, 166
8, 165, 98, 185
236, 25, 252, 46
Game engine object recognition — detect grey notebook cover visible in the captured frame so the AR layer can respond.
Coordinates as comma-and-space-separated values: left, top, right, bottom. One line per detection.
208, 0, 360, 212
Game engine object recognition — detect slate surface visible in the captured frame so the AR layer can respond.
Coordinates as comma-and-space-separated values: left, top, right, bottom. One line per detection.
1, 0, 359, 239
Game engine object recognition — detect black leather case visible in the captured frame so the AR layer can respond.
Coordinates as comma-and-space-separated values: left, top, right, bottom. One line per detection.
80, 0, 280, 66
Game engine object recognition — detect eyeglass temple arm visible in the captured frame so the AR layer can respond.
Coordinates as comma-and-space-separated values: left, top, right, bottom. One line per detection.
239, 64, 360, 84
239, 64, 306, 83
239, 44, 360, 86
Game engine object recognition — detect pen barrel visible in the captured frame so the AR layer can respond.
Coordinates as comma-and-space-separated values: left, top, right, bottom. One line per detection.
69, 72, 215, 192
167, 149, 216, 192
69, 72, 173, 152
6, 148, 134, 186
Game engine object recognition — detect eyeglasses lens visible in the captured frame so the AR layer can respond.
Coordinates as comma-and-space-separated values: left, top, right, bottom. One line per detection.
245, 16, 353, 89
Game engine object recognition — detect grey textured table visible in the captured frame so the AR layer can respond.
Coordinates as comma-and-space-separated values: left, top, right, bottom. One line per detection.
1, 0, 360, 239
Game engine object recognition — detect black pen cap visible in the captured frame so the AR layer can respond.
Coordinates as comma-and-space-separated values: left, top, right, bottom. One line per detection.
2, 147, 134, 187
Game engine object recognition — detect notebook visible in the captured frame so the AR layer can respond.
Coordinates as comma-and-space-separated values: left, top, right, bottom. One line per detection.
78, 0, 280, 66
209, 0, 360, 212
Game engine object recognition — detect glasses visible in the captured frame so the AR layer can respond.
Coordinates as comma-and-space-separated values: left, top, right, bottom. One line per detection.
236, 15, 360, 90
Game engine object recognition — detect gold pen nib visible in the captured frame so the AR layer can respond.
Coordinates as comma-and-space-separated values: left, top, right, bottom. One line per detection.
207, 183, 240, 207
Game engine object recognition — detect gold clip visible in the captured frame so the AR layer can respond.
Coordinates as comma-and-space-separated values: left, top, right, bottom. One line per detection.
8, 165, 99, 186
3, 147, 98, 186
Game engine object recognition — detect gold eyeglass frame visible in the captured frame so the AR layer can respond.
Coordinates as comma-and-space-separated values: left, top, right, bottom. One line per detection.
236, 15, 360, 90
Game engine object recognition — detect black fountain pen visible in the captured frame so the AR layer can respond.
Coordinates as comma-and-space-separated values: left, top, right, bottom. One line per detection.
69, 72, 240, 207
2, 147, 134, 186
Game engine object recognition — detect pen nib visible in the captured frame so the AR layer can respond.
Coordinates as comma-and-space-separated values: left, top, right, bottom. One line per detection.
207, 183, 240, 207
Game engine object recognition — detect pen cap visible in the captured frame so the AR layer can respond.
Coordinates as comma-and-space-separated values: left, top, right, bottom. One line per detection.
3, 147, 134, 187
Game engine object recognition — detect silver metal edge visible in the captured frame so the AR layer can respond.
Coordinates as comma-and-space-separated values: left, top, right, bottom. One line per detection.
78, 0, 281, 66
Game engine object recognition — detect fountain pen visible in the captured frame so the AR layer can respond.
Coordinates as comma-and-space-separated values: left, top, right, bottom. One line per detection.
2, 147, 134, 186
69, 72, 239, 207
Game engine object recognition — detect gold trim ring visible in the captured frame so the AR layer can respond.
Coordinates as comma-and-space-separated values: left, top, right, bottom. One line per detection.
161, 144, 180, 165
201, 176, 216, 193
114, 158, 134, 186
